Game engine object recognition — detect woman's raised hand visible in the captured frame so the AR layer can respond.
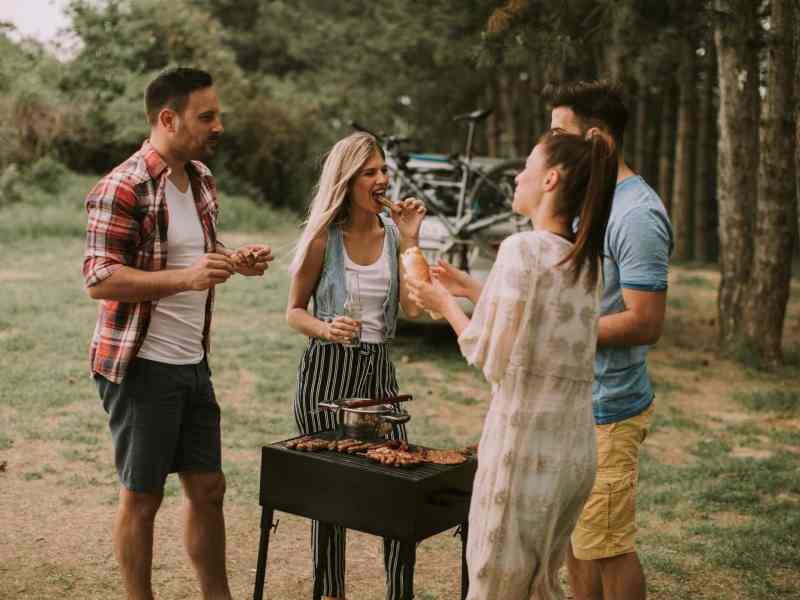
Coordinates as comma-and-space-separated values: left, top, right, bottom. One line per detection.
390, 196, 426, 239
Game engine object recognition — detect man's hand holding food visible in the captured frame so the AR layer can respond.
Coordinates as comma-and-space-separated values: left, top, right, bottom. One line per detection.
226, 244, 274, 276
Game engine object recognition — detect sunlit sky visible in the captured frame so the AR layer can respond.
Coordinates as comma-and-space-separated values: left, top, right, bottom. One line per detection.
0, 0, 71, 44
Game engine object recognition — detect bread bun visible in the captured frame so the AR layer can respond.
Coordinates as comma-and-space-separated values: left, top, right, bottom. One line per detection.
401, 247, 441, 319
401, 246, 432, 283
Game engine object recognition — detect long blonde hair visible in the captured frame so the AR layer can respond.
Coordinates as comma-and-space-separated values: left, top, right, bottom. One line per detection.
289, 132, 383, 274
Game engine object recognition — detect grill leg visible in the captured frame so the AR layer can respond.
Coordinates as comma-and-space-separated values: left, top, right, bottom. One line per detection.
459, 521, 469, 600
253, 507, 275, 600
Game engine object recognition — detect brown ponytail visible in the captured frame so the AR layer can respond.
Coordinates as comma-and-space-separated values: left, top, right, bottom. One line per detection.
539, 132, 618, 287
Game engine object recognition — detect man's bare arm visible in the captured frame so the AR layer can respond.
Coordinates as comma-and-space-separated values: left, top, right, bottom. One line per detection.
86, 253, 234, 302
597, 288, 666, 348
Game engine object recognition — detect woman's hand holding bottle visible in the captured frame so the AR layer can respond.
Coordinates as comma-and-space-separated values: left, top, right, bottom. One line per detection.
322, 316, 360, 345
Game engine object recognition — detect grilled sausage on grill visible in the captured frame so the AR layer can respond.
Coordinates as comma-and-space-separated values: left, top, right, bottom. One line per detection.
298, 438, 329, 452
335, 439, 363, 452
346, 442, 371, 454
286, 436, 313, 450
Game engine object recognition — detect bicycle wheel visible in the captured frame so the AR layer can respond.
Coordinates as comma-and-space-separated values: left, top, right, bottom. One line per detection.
468, 158, 525, 217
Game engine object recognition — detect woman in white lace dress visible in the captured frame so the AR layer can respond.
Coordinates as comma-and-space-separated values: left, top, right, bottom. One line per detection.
408, 132, 618, 599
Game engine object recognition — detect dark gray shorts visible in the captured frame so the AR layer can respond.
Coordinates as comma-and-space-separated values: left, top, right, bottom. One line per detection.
95, 357, 222, 493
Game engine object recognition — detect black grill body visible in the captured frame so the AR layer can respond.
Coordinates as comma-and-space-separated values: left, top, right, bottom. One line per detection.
253, 432, 477, 600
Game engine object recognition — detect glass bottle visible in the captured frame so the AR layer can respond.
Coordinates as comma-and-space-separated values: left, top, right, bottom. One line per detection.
342, 271, 362, 347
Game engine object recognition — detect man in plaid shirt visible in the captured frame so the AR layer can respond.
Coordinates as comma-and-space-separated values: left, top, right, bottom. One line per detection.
83, 67, 272, 600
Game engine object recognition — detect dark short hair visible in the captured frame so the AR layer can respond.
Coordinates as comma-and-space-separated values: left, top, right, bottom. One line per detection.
542, 80, 629, 147
145, 67, 213, 125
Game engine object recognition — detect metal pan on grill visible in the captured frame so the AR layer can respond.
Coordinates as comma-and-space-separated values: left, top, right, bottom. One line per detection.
319, 395, 412, 440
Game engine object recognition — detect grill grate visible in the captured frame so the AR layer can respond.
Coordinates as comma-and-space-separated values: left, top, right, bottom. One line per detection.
271, 432, 462, 482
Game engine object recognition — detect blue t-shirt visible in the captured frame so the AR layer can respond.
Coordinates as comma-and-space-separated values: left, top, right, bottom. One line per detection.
593, 175, 673, 424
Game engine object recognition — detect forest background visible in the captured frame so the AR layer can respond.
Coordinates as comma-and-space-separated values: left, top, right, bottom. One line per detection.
2, 0, 798, 365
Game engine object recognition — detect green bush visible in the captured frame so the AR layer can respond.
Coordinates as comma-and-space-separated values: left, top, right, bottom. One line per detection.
0, 164, 23, 206
218, 90, 319, 213
26, 156, 70, 194
0, 167, 93, 241
218, 192, 297, 233
0, 157, 73, 208
0, 160, 295, 242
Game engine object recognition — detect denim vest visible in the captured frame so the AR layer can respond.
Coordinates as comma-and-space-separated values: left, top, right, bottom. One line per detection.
312, 214, 400, 343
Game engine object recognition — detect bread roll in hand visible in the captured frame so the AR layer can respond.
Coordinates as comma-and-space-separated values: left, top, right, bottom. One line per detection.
401, 247, 442, 319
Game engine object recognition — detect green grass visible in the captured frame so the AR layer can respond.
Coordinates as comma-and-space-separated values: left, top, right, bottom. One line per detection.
734, 389, 800, 416
668, 357, 711, 371
3, 206, 800, 598
667, 296, 689, 310
768, 427, 800, 446
650, 405, 706, 434
637, 433, 800, 598
674, 274, 714, 288
650, 376, 686, 396
728, 337, 800, 378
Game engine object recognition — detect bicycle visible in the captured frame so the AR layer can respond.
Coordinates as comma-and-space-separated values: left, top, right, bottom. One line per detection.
352, 108, 528, 273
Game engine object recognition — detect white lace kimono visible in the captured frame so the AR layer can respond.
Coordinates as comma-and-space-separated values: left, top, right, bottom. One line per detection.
459, 231, 599, 600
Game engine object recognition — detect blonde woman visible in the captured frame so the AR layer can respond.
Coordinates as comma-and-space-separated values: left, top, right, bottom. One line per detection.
286, 131, 425, 600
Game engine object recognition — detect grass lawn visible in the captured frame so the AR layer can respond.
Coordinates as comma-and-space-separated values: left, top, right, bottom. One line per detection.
1, 185, 799, 599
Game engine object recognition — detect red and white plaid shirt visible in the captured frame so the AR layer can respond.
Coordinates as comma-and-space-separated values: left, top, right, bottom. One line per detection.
83, 140, 220, 383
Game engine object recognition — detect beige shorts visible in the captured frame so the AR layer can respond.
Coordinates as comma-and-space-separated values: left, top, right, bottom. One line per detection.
571, 403, 654, 560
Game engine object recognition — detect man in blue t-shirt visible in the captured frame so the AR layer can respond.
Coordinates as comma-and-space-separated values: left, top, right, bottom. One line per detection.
545, 80, 673, 600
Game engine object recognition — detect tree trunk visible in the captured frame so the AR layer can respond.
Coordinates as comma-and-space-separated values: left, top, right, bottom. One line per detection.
604, 43, 623, 82
672, 40, 698, 261
644, 91, 661, 188
486, 80, 499, 157
527, 53, 547, 151
530, 58, 544, 145
714, 0, 761, 353
657, 82, 676, 213
741, 0, 796, 365
626, 90, 637, 168
497, 70, 516, 157
694, 42, 717, 263
603, 0, 628, 81
634, 81, 648, 176
515, 72, 532, 158
797, 0, 800, 263
541, 60, 565, 133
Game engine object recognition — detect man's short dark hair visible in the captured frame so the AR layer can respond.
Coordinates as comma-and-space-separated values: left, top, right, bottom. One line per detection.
542, 80, 629, 147
145, 67, 213, 125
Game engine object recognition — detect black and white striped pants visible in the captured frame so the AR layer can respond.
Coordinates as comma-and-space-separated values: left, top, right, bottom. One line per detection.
293, 339, 415, 600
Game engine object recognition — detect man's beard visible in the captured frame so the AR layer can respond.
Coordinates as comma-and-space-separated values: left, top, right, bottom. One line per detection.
186, 136, 218, 160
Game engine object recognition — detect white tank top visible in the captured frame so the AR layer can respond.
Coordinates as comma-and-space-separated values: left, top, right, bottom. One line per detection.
137, 179, 208, 364
343, 234, 389, 344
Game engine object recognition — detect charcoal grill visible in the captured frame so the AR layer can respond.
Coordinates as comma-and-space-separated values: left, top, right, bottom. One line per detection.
253, 431, 477, 600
